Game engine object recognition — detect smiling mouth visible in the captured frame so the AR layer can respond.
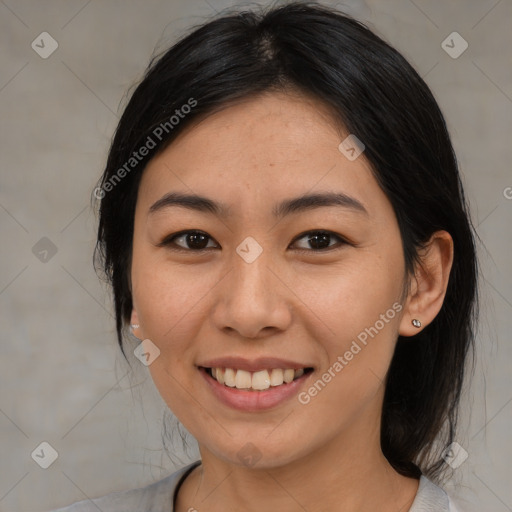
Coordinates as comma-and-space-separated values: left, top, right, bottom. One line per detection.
201, 366, 314, 391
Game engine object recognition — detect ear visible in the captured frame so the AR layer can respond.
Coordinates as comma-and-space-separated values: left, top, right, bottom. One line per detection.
399, 230, 454, 337
130, 308, 142, 339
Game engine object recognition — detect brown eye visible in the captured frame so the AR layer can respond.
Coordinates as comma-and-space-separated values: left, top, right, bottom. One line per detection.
291, 231, 348, 252
158, 229, 349, 253
159, 230, 218, 251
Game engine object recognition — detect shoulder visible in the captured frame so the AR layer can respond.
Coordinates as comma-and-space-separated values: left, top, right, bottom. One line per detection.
409, 475, 466, 512
47, 461, 201, 512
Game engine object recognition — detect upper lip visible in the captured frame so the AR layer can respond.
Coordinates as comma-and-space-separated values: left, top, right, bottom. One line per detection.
198, 357, 313, 373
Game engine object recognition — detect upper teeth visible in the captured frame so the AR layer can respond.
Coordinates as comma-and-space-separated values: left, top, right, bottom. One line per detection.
211, 368, 305, 391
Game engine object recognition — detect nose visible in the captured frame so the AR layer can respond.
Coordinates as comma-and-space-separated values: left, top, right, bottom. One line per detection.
211, 247, 292, 339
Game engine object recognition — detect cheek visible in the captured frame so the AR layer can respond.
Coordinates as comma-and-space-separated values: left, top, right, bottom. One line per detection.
298, 294, 400, 429
299, 256, 403, 341
130, 266, 200, 415
135, 269, 206, 423
299, 258, 403, 396
133, 253, 207, 341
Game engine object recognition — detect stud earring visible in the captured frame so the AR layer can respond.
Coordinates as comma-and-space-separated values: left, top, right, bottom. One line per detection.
130, 324, 140, 331
411, 319, 422, 328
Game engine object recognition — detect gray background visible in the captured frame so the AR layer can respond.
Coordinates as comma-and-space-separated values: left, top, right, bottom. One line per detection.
0, 0, 510, 511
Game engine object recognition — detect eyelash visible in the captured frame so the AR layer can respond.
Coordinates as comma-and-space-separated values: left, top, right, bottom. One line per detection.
157, 229, 350, 253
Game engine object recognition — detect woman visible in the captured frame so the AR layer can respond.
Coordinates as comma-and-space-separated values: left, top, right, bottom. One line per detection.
53, 2, 478, 511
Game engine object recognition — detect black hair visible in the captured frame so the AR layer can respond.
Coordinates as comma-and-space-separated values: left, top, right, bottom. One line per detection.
93, 1, 478, 483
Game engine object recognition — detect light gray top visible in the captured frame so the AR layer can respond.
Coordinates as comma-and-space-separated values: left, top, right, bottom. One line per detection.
49, 460, 462, 511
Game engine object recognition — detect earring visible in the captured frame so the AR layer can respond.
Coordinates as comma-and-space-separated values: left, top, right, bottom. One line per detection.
130, 324, 140, 331
411, 319, 422, 328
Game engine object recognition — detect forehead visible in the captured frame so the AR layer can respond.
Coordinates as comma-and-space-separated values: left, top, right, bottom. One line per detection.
137, 92, 386, 220
164, 91, 343, 166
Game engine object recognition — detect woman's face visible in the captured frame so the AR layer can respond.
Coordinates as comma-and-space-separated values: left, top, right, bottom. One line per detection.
130, 92, 409, 468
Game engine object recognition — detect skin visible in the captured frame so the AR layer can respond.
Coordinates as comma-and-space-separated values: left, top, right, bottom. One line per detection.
129, 91, 454, 512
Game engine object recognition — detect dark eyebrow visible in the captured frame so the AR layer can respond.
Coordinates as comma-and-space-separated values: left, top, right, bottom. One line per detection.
273, 191, 368, 218
148, 191, 368, 218
149, 192, 231, 217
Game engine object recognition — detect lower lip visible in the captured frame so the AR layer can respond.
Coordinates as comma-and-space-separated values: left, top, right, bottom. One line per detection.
200, 368, 312, 412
